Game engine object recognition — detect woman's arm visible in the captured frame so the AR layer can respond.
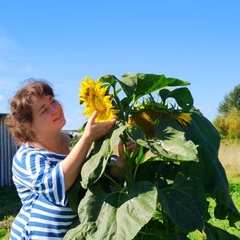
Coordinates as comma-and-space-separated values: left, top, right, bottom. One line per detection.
62, 111, 116, 190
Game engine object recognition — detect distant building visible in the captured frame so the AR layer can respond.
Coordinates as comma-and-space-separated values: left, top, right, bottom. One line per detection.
0, 113, 18, 187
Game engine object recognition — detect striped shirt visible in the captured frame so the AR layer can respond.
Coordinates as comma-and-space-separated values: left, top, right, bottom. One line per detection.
10, 144, 76, 240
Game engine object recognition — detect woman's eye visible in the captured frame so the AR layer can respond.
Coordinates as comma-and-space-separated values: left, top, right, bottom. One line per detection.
41, 109, 47, 115
40, 98, 56, 115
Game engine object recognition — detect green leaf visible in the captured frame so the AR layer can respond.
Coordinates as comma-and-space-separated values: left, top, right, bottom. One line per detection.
130, 117, 198, 162
204, 222, 240, 240
159, 87, 194, 111
183, 111, 240, 224
126, 125, 149, 165
136, 161, 181, 183
159, 174, 207, 232
65, 181, 158, 240
126, 125, 147, 141
67, 175, 86, 213
99, 74, 119, 88
81, 121, 126, 189
134, 229, 190, 240
134, 145, 147, 165
119, 73, 190, 101
154, 117, 198, 161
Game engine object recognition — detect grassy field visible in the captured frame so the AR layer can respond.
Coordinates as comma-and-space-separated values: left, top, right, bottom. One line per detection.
219, 143, 240, 181
0, 187, 21, 239
0, 143, 240, 239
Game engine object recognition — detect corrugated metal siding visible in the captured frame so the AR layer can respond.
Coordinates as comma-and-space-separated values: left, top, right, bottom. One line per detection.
0, 114, 18, 187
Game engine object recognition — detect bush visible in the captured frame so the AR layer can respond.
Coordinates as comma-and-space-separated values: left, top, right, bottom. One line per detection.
213, 109, 240, 143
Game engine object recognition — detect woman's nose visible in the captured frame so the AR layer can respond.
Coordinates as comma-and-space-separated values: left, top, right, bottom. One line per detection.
51, 102, 59, 115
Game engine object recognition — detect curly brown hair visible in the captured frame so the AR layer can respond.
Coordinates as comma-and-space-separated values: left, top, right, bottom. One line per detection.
5, 79, 55, 145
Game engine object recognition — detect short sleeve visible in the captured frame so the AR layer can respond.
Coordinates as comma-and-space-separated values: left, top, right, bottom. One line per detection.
25, 150, 67, 206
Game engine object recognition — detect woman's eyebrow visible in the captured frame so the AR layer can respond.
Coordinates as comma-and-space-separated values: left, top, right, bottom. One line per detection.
38, 96, 52, 113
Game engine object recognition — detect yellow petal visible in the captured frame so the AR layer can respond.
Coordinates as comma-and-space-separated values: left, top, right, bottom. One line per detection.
79, 76, 118, 122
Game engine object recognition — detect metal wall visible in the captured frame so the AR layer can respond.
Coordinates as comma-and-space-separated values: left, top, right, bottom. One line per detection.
0, 114, 18, 187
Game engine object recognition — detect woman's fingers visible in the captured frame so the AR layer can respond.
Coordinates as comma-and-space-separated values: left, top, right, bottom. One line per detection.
88, 110, 98, 124
125, 140, 138, 150
91, 111, 116, 135
88, 111, 116, 128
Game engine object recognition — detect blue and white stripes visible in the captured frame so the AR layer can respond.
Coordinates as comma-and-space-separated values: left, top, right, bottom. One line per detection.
10, 144, 76, 239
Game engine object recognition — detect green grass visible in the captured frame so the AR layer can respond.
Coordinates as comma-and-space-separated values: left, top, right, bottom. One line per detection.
207, 185, 240, 237
0, 187, 21, 239
188, 178, 240, 239
0, 159, 240, 239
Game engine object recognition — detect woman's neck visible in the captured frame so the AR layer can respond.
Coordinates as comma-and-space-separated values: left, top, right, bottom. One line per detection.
27, 132, 70, 154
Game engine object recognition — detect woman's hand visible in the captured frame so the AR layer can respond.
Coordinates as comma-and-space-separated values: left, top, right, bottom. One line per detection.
83, 111, 116, 143
109, 139, 138, 178
118, 139, 138, 161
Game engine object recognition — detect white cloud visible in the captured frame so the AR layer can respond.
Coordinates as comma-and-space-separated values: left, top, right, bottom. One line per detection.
0, 94, 3, 101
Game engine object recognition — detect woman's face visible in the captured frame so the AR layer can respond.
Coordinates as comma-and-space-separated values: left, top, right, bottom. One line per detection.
30, 95, 66, 135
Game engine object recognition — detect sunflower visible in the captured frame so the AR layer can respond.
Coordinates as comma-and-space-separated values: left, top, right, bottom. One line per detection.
173, 112, 192, 127
79, 76, 119, 122
129, 109, 191, 139
128, 109, 160, 139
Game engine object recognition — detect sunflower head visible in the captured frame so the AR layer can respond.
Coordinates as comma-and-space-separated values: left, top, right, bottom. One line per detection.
128, 109, 192, 139
79, 76, 119, 122
128, 109, 163, 139
173, 112, 192, 127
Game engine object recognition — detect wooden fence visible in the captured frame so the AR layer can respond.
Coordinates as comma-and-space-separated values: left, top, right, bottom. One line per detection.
0, 114, 18, 187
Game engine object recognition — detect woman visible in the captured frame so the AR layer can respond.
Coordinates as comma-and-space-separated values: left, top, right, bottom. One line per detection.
5, 80, 134, 239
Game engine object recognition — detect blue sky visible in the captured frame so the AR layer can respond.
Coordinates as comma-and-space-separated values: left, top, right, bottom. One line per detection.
1, 1, 240, 130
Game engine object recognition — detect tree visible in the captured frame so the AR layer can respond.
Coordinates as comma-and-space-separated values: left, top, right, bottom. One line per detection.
218, 84, 240, 115
213, 84, 240, 143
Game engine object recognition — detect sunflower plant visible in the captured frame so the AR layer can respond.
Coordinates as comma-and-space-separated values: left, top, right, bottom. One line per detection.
65, 73, 240, 240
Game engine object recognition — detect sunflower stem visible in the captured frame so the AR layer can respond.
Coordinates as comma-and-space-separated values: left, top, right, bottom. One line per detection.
103, 172, 123, 191
132, 164, 139, 184
112, 85, 126, 121
106, 163, 128, 182
125, 149, 135, 191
